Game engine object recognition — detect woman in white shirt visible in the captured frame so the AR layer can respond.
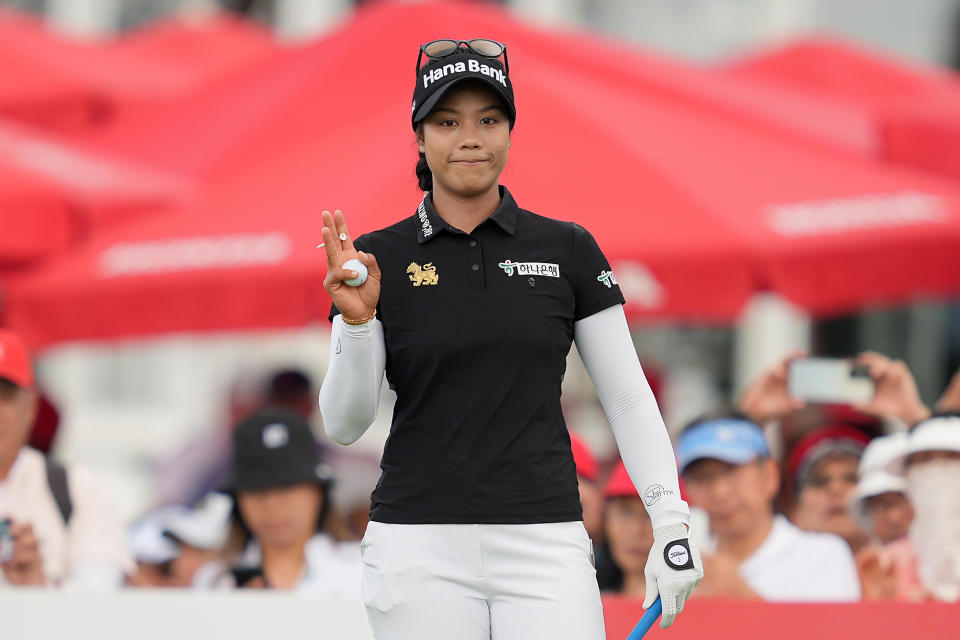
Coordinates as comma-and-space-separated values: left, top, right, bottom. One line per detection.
218, 408, 360, 595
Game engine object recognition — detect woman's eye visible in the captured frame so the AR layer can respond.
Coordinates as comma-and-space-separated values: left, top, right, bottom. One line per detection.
440, 120, 457, 127
480, 117, 496, 125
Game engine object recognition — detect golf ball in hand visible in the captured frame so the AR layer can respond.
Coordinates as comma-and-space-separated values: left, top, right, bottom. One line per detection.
342, 258, 368, 286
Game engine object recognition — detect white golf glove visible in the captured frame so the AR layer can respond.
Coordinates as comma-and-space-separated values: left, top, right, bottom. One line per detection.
643, 523, 703, 628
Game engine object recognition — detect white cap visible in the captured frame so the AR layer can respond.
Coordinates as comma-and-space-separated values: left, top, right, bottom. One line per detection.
859, 432, 909, 476
162, 493, 233, 551
891, 415, 960, 472
850, 470, 908, 531
128, 509, 181, 565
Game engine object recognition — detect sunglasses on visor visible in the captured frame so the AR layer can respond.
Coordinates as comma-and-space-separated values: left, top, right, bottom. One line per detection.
416, 39, 509, 75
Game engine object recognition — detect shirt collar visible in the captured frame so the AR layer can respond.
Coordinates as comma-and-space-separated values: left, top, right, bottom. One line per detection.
417, 185, 519, 243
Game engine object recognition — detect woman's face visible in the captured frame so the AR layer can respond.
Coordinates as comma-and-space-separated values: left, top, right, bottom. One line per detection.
418, 81, 510, 199
237, 483, 323, 549
792, 453, 862, 542
604, 497, 655, 578
864, 491, 914, 545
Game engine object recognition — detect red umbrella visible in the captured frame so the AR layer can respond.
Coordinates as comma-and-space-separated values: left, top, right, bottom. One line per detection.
5, 1, 960, 348
722, 37, 960, 181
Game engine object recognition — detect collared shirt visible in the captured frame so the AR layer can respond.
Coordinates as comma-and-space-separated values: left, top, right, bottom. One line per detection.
213, 533, 361, 596
0, 447, 132, 588
331, 186, 624, 524
702, 515, 862, 602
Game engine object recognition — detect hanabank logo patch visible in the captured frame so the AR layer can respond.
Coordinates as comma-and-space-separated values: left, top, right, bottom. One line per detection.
498, 259, 560, 278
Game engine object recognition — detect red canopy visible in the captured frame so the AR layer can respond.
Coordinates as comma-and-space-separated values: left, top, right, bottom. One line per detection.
0, 166, 75, 268
723, 37, 960, 181
0, 7, 281, 136
0, 118, 190, 267
5, 1, 960, 347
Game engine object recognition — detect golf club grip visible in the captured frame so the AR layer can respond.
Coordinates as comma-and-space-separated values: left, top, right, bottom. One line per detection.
626, 596, 662, 640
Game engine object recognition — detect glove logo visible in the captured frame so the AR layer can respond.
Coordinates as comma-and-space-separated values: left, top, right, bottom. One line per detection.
664, 539, 695, 570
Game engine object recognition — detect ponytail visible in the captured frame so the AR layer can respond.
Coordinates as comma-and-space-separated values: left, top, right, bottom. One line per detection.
416, 151, 432, 192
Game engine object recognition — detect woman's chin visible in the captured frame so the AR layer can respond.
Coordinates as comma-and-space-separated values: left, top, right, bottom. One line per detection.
441, 177, 497, 198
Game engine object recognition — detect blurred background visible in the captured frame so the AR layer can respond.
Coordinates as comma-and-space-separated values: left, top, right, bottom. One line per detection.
1, 2, 960, 626
2, 0, 957, 521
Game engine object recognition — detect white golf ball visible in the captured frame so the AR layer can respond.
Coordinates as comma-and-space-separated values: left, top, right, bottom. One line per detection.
342, 258, 368, 286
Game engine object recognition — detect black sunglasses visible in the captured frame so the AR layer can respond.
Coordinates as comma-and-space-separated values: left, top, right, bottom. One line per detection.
416, 39, 509, 75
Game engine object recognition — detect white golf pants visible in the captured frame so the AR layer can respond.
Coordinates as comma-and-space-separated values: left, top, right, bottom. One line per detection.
360, 520, 606, 640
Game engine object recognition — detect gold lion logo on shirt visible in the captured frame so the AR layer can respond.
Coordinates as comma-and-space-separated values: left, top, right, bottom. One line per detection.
407, 262, 438, 286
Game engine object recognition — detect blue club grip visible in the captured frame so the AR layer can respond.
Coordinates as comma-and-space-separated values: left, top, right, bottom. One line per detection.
626, 596, 662, 640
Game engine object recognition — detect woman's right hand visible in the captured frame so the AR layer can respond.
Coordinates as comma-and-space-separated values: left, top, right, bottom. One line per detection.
321, 209, 381, 322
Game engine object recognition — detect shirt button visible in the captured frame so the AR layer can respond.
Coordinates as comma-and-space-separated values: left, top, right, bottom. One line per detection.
469, 240, 478, 248
471, 264, 480, 271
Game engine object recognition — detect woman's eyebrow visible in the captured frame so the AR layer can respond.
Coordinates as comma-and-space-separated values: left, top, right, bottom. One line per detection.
433, 105, 505, 115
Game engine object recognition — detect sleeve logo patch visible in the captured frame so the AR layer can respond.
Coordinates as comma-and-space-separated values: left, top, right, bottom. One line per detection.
597, 270, 618, 288
664, 540, 695, 570
498, 259, 560, 278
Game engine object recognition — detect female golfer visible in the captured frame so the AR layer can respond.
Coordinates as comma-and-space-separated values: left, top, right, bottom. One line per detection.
319, 39, 702, 639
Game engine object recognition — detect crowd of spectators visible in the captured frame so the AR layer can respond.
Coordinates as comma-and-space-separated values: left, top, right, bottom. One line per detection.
593, 351, 960, 603
2, 326, 959, 604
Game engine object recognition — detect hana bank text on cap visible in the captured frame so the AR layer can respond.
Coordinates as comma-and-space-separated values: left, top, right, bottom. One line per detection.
411, 39, 516, 131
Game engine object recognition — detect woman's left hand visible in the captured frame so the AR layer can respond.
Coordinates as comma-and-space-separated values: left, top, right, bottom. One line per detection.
643, 524, 704, 628
321, 209, 382, 322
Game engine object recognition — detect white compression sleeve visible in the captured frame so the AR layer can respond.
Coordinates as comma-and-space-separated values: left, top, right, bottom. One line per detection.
574, 305, 690, 529
318, 315, 386, 445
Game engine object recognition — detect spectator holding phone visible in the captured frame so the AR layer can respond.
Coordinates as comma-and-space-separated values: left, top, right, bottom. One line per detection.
679, 411, 860, 601
740, 351, 931, 430
0, 329, 131, 589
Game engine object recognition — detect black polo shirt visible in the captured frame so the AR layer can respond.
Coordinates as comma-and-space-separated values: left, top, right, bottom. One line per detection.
330, 186, 624, 524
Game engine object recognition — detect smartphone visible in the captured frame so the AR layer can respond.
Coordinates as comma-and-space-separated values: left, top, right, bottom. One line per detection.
0, 518, 13, 564
787, 357, 875, 405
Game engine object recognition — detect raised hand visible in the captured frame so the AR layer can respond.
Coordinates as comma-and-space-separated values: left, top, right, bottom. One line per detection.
853, 352, 930, 428
935, 368, 960, 413
738, 350, 807, 424
321, 209, 381, 323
